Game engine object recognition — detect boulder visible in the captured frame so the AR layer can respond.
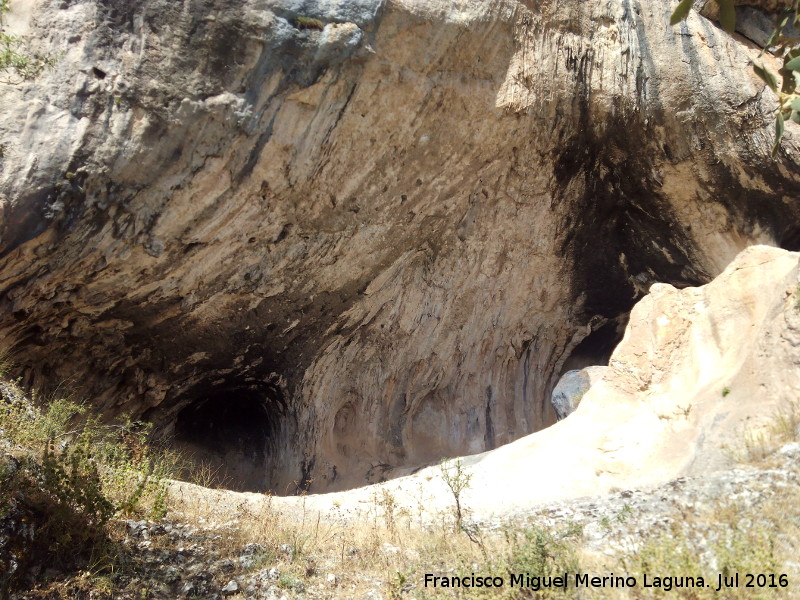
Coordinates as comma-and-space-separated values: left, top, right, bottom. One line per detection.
550, 366, 607, 420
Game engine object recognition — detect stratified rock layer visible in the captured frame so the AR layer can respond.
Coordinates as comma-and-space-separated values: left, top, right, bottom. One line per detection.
0, 0, 799, 492
279, 245, 800, 514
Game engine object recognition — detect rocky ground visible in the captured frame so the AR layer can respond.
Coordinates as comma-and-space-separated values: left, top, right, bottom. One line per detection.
5, 440, 798, 599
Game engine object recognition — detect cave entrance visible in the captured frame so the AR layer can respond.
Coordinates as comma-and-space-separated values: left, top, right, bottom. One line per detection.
173, 386, 284, 492
560, 316, 628, 376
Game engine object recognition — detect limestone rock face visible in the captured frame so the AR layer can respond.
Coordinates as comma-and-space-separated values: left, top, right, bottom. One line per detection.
0, 0, 799, 492
297, 245, 800, 513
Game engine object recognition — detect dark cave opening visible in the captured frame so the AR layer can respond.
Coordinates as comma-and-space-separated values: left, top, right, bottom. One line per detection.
173, 385, 286, 493
560, 317, 629, 376
780, 226, 800, 252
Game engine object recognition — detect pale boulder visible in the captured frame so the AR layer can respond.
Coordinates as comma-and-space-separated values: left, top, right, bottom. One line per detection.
550, 366, 607, 420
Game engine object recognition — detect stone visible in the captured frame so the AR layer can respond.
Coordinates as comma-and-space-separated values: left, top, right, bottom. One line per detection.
217, 559, 236, 573
163, 566, 179, 583
242, 543, 265, 556
181, 582, 197, 596
222, 579, 239, 594
550, 366, 607, 420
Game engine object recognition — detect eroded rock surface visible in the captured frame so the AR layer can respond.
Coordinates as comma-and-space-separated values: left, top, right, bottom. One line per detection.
0, 0, 799, 492
261, 246, 800, 516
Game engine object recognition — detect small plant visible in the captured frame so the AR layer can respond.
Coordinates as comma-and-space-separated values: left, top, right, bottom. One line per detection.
504, 522, 582, 586
734, 399, 800, 463
178, 456, 232, 489
0, 0, 57, 84
390, 568, 414, 599
0, 33, 56, 83
373, 488, 400, 535
722, 386, 731, 397
617, 503, 633, 523
771, 398, 800, 442
439, 458, 472, 534
278, 571, 303, 591
440, 458, 487, 551
293, 16, 325, 31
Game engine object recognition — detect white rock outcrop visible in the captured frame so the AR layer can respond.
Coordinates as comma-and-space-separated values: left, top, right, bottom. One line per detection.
452, 245, 800, 510
275, 246, 800, 514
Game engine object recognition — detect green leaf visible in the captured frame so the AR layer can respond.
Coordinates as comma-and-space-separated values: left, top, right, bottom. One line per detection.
670, 0, 695, 26
753, 62, 778, 91
791, 110, 800, 124
718, 0, 736, 34
786, 55, 800, 71
772, 112, 785, 157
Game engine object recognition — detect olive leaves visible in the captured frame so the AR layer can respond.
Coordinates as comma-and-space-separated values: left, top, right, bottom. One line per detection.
671, 0, 800, 156
670, 0, 696, 25
670, 0, 736, 32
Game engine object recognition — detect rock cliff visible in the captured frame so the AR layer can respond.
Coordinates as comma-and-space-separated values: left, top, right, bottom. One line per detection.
0, 0, 798, 493
243, 245, 800, 515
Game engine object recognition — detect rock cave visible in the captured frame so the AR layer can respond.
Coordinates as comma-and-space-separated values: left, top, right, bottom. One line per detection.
172, 384, 288, 492
0, 0, 799, 496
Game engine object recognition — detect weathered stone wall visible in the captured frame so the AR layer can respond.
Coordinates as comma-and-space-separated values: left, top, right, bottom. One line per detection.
0, 0, 798, 492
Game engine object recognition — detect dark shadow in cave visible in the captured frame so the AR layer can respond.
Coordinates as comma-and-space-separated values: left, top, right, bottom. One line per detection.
559, 317, 629, 376
548, 101, 711, 410
780, 226, 800, 252
173, 385, 285, 493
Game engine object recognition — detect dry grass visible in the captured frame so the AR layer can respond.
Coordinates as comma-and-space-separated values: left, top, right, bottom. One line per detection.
616, 486, 800, 600
163, 455, 800, 600
730, 399, 800, 463
168, 481, 589, 599
4, 368, 800, 599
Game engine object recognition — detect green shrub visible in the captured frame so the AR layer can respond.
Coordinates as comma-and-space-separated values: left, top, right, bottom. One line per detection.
0, 383, 174, 594
41, 433, 116, 527
505, 523, 582, 585
293, 16, 325, 31
0, 451, 111, 595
